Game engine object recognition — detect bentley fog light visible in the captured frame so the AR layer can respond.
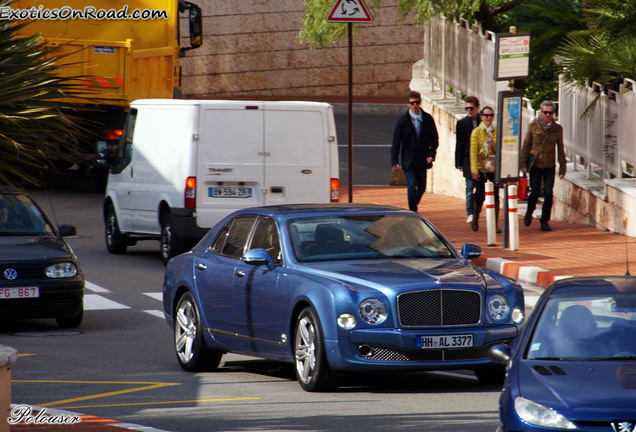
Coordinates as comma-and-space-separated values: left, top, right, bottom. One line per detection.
358, 298, 387, 325
511, 307, 525, 324
514, 396, 577, 429
337, 313, 356, 329
45, 262, 78, 278
488, 295, 510, 320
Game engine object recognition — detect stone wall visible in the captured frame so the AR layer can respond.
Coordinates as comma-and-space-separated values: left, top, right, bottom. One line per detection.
180, 0, 423, 100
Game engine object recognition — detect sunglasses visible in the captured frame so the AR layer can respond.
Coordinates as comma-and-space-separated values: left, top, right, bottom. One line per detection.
464, 107, 475, 111
408, 100, 421, 106
542, 110, 555, 115
481, 113, 494, 118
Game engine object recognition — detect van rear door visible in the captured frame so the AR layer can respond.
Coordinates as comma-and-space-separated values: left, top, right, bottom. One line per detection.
263, 103, 336, 205
196, 102, 265, 228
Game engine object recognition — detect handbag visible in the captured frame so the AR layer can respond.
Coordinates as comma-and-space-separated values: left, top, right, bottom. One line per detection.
482, 156, 496, 173
390, 166, 407, 186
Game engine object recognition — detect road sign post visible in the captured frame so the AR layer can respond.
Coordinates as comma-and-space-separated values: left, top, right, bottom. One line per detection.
327, 0, 373, 203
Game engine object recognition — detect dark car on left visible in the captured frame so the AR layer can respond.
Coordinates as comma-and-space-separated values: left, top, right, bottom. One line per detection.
0, 187, 84, 328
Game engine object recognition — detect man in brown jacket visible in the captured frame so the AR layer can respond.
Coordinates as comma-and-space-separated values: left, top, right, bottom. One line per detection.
520, 101, 566, 231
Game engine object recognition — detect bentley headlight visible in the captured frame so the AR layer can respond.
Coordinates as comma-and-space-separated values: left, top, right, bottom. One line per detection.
488, 295, 510, 320
358, 298, 388, 325
45, 262, 78, 278
514, 396, 577, 429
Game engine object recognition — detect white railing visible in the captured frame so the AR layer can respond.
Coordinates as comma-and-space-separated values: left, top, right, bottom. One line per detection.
559, 78, 636, 179
423, 15, 636, 180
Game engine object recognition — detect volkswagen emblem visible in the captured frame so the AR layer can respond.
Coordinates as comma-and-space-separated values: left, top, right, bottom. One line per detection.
3, 268, 18, 280
612, 421, 636, 432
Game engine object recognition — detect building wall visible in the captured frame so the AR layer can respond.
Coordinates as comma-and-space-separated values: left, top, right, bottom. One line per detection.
181, 0, 423, 100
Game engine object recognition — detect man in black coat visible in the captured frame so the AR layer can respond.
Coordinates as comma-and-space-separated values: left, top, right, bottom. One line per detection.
455, 95, 481, 223
391, 90, 439, 212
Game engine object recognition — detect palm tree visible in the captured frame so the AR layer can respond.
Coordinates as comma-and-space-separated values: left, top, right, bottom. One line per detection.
556, 0, 636, 89
0, 10, 83, 188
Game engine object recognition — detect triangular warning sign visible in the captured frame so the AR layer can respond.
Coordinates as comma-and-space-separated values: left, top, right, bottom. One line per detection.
327, 0, 373, 22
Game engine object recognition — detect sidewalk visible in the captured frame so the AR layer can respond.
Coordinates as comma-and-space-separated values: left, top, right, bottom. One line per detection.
9, 186, 634, 432
349, 186, 636, 287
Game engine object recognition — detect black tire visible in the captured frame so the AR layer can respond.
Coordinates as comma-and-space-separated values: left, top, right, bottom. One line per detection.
293, 307, 336, 392
161, 214, 183, 265
56, 308, 83, 328
475, 366, 506, 386
174, 292, 222, 372
105, 205, 128, 254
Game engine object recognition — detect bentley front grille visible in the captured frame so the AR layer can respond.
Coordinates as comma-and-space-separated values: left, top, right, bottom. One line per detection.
397, 289, 481, 327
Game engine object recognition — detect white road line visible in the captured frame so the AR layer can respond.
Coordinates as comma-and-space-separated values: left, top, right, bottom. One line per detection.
144, 310, 165, 319
85, 281, 110, 293
83, 294, 130, 310
144, 292, 163, 301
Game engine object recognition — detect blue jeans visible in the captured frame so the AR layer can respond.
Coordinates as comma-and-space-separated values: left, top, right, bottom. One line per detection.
405, 169, 428, 212
464, 177, 475, 215
527, 166, 556, 223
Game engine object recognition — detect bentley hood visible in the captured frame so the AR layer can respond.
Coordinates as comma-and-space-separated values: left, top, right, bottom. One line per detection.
302, 259, 488, 293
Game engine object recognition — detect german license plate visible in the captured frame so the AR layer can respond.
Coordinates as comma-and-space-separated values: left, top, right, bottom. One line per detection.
0, 287, 40, 299
209, 187, 252, 198
418, 334, 473, 349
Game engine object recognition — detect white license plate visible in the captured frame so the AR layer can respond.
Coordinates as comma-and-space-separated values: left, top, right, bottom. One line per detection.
0, 287, 40, 299
419, 334, 473, 349
210, 187, 252, 198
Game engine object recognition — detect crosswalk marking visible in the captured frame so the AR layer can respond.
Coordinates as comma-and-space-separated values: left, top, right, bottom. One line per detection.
83, 281, 164, 317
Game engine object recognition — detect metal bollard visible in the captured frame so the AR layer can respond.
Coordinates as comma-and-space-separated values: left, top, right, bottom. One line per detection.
485, 181, 496, 246
508, 184, 519, 250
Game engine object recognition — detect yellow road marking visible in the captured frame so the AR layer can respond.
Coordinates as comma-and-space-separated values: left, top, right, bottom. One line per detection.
56, 397, 261, 410
11, 380, 181, 407
17, 354, 35, 357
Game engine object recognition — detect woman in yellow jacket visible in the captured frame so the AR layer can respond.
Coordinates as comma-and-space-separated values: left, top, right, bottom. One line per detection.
470, 106, 500, 232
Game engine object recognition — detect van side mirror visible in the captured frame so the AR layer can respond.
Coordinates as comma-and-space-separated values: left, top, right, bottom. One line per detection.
179, 1, 203, 55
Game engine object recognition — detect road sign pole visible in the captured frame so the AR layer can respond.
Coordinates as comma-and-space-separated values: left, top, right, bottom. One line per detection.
326, 0, 373, 203
348, 22, 353, 203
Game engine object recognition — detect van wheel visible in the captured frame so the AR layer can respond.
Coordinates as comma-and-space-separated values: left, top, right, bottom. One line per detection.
161, 215, 182, 265
105, 205, 128, 254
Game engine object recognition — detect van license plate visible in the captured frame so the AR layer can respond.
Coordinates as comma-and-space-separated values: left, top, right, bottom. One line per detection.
0, 287, 40, 299
210, 187, 252, 198
418, 334, 473, 349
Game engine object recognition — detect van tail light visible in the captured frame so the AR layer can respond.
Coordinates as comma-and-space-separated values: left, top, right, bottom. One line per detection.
185, 177, 196, 209
330, 178, 340, 202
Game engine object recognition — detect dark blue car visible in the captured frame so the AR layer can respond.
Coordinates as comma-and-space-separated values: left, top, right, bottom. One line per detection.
491, 276, 636, 431
163, 204, 525, 391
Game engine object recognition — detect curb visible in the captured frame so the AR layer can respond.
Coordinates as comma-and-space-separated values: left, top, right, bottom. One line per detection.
473, 256, 571, 289
8, 405, 170, 432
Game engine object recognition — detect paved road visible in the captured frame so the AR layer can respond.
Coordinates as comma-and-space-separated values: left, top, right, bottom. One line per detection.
1, 189, 540, 432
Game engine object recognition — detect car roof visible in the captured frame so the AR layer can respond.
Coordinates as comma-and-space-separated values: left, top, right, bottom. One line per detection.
548, 275, 636, 295
230, 203, 416, 221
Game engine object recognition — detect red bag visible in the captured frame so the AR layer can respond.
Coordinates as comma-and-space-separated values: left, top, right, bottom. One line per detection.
518, 175, 529, 201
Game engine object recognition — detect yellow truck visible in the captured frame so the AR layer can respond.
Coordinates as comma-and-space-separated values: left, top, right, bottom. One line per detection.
12, 0, 202, 189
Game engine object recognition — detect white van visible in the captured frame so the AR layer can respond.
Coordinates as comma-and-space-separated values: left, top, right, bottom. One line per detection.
103, 99, 340, 263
